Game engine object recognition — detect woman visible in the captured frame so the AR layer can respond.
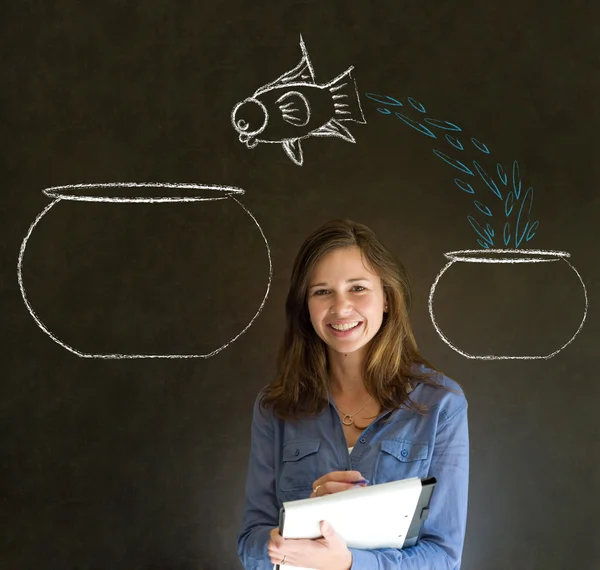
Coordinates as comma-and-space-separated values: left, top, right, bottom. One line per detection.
237, 219, 469, 569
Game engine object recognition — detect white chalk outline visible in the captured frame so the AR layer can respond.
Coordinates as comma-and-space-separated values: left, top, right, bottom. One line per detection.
230, 34, 366, 166
428, 249, 589, 360
18, 183, 272, 359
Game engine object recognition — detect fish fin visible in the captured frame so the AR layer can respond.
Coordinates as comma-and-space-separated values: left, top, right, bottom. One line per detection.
310, 119, 356, 143
282, 139, 304, 166
255, 35, 316, 96
276, 91, 311, 127
324, 67, 366, 124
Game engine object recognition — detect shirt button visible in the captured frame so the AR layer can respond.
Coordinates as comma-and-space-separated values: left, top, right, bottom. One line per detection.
295, 449, 300, 456
401, 449, 408, 457
359, 437, 366, 444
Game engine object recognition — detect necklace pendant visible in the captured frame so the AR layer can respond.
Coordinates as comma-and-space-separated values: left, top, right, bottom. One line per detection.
342, 415, 353, 426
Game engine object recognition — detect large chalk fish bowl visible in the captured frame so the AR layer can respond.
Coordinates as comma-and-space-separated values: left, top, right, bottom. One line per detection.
428, 249, 588, 360
18, 183, 272, 358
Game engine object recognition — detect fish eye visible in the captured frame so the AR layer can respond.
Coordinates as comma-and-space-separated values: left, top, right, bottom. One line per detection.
232, 98, 268, 137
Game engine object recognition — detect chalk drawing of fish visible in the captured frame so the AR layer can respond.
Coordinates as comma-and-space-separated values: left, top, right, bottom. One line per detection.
231, 35, 366, 166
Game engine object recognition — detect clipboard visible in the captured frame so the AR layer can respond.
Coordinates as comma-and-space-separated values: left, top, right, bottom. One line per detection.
274, 477, 436, 570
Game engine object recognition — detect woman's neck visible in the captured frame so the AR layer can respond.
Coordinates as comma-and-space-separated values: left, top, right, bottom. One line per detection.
327, 347, 369, 398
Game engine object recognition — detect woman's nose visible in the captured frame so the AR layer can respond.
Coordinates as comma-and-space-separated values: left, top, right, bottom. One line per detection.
330, 294, 351, 314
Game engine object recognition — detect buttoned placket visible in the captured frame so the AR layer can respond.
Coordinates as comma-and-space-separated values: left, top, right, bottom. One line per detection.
328, 399, 392, 470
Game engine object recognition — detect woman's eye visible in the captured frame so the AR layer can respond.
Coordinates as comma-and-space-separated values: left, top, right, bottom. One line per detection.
314, 289, 328, 296
352, 285, 365, 292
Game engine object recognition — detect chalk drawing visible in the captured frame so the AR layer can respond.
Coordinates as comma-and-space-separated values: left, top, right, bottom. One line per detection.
18, 183, 272, 359
232, 35, 366, 166
365, 93, 589, 359
364, 92, 539, 249
428, 249, 588, 359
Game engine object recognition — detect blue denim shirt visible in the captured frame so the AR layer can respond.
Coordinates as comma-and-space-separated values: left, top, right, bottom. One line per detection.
237, 372, 469, 569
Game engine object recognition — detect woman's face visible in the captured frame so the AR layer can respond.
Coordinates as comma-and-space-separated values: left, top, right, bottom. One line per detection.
307, 246, 386, 357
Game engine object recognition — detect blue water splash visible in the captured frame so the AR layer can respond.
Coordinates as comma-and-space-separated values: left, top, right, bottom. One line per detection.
446, 135, 463, 150
473, 160, 502, 199
454, 178, 475, 194
424, 118, 462, 131
363, 92, 539, 250
408, 97, 426, 113
497, 163, 508, 185
395, 112, 436, 138
472, 138, 490, 154
433, 149, 474, 175
474, 200, 492, 217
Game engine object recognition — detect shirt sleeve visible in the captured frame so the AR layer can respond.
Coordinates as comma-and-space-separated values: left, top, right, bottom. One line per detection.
349, 401, 469, 570
237, 392, 280, 570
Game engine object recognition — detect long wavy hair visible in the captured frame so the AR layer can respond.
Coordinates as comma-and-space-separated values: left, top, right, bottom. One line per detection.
260, 219, 444, 420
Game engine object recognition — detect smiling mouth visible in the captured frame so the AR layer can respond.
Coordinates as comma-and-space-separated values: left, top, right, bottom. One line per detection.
328, 321, 362, 332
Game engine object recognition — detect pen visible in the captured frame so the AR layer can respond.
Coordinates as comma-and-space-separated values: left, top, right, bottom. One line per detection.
351, 478, 369, 485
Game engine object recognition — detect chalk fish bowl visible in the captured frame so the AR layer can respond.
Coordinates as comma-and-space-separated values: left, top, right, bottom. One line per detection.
18, 183, 272, 358
428, 249, 588, 360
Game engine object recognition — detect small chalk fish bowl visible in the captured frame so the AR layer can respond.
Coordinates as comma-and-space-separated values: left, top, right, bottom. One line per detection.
428, 249, 588, 360
18, 183, 272, 358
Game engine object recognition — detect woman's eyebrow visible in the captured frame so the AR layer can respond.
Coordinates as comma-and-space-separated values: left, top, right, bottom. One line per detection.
308, 277, 370, 289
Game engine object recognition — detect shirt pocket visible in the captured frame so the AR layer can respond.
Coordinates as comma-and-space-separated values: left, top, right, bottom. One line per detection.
279, 439, 321, 492
373, 439, 429, 484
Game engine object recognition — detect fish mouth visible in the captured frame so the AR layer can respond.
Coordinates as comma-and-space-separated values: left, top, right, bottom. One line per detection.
239, 133, 259, 149
231, 98, 269, 138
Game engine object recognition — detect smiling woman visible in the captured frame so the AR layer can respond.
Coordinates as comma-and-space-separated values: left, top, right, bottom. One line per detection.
237, 219, 469, 570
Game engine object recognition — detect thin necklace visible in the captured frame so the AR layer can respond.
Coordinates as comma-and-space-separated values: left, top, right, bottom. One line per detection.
336, 396, 373, 427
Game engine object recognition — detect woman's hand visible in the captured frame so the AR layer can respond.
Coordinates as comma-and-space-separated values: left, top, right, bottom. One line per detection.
268, 522, 352, 570
310, 470, 367, 498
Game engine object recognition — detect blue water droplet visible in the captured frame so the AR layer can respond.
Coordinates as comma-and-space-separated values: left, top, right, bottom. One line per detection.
365, 93, 403, 106
497, 163, 508, 185
468, 215, 494, 246
503, 222, 511, 246
395, 112, 436, 138
424, 118, 462, 131
505, 192, 514, 217
472, 138, 490, 154
512, 160, 522, 199
486, 223, 495, 237
407, 97, 426, 113
445, 135, 463, 150
515, 187, 534, 247
377, 107, 391, 115
454, 178, 475, 194
473, 160, 502, 199
477, 239, 490, 249
526, 221, 539, 242
433, 149, 473, 175
474, 201, 492, 216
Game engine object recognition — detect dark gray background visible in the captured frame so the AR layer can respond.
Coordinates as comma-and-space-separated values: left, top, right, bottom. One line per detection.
2, 1, 599, 568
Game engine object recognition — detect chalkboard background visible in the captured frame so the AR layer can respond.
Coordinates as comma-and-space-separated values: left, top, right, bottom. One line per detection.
2, 1, 599, 569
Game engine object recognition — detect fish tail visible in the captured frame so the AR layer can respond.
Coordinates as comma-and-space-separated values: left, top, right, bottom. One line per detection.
325, 67, 366, 124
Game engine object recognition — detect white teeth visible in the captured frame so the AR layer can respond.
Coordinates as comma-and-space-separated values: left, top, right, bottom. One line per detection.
330, 322, 360, 331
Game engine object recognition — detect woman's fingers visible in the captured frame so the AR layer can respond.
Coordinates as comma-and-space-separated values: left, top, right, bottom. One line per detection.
311, 479, 366, 497
312, 470, 363, 490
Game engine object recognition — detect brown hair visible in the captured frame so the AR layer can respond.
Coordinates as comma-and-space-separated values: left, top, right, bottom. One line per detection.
260, 219, 444, 420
